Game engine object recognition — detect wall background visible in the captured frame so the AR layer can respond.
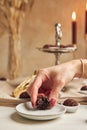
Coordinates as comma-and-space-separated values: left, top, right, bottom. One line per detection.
0, 0, 87, 78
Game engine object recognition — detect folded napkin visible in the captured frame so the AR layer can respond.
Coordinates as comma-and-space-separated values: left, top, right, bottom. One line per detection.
59, 78, 87, 104
0, 79, 28, 106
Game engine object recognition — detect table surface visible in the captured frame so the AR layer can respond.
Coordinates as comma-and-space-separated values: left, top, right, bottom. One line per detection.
0, 78, 87, 130
0, 105, 87, 130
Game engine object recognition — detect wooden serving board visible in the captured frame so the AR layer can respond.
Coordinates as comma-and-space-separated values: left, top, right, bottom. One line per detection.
0, 98, 29, 107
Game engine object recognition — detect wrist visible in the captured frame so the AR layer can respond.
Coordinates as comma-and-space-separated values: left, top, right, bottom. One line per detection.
74, 59, 86, 78
71, 59, 82, 78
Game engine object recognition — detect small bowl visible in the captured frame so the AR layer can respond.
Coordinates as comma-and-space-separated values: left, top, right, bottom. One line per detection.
62, 103, 80, 113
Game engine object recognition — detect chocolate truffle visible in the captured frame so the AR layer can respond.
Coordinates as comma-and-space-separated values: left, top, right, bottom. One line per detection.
36, 95, 50, 110
19, 91, 30, 99
43, 44, 54, 48
63, 98, 78, 106
80, 85, 87, 91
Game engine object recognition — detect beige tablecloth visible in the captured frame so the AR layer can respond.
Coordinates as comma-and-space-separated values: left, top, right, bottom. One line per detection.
0, 78, 28, 106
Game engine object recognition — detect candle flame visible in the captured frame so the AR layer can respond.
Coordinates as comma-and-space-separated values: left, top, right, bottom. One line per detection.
72, 11, 76, 21
86, 2, 87, 10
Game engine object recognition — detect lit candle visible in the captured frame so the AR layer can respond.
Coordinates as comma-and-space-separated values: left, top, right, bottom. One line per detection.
72, 11, 77, 44
85, 3, 87, 34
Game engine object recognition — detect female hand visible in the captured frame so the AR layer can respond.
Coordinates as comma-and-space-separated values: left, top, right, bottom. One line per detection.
27, 60, 81, 108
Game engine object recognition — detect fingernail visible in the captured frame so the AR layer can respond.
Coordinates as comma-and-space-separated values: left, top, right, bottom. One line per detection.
50, 98, 56, 107
32, 102, 36, 108
32, 102, 34, 107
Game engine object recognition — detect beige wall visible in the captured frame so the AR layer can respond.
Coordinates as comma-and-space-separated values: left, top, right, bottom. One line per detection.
0, 0, 87, 78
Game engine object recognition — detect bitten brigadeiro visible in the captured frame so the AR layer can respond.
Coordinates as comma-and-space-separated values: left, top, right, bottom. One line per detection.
36, 95, 50, 110
36, 94, 56, 110
63, 98, 78, 106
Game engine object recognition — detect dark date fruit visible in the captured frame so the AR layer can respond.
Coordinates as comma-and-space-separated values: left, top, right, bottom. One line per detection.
63, 98, 78, 106
36, 95, 50, 110
19, 91, 30, 98
80, 85, 87, 91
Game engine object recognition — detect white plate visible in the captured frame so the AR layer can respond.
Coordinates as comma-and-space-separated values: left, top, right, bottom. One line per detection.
79, 90, 87, 95
16, 102, 66, 120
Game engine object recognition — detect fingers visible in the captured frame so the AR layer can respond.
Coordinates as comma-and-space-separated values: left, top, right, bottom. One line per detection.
27, 75, 42, 107
50, 98, 56, 108
27, 70, 49, 107
49, 88, 59, 106
49, 81, 65, 106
